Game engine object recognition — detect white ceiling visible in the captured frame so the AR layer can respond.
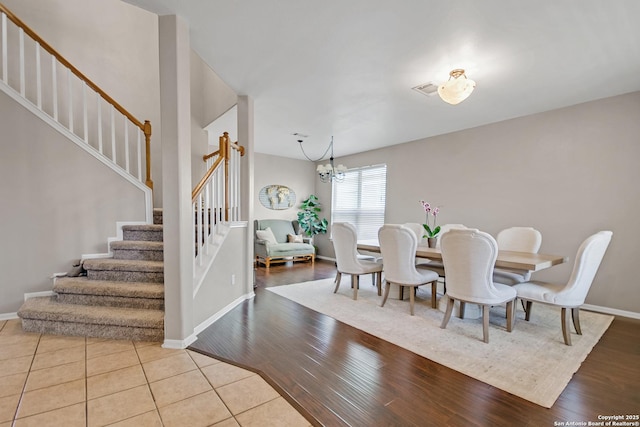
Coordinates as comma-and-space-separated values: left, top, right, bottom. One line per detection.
125, 0, 640, 160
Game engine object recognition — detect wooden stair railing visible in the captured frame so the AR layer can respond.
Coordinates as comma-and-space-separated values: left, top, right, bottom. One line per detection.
0, 3, 153, 189
192, 132, 244, 272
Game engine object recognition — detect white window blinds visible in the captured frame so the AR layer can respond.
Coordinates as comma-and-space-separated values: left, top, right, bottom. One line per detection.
331, 164, 387, 240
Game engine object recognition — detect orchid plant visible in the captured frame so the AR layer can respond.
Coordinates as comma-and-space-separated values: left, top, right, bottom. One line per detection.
420, 200, 441, 238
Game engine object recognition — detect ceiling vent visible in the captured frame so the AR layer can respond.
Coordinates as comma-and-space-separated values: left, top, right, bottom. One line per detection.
412, 82, 439, 97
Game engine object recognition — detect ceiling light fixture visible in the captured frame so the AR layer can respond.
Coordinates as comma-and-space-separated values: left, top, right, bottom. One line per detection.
297, 135, 347, 183
437, 69, 476, 105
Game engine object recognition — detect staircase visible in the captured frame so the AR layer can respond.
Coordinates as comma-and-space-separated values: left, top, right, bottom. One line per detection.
17, 209, 165, 341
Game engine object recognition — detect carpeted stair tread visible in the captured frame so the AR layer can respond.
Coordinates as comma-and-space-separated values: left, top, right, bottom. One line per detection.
54, 277, 164, 299
18, 296, 164, 329
122, 224, 163, 232
83, 258, 163, 272
111, 241, 163, 251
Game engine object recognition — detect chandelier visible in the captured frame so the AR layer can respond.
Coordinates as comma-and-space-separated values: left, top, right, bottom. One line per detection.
437, 69, 476, 105
297, 136, 347, 183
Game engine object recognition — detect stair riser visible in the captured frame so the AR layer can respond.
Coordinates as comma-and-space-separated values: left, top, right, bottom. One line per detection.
57, 294, 164, 310
123, 229, 163, 242
87, 270, 164, 283
153, 214, 163, 225
113, 249, 163, 262
21, 318, 163, 341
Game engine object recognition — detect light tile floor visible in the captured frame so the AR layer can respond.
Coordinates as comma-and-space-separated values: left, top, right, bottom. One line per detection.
0, 319, 311, 427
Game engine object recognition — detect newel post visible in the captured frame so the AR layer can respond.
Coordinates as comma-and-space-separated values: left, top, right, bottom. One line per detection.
221, 132, 230, 221
144, 120, 153, 190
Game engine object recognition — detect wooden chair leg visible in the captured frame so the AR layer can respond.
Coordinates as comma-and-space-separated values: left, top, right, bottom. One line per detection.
353, 275, 359, 300
441, 297, 455, 329
482, 305, 490, 343
572, 308, 582, 335
409, 287, 415, 316
376, 271, 382, 296
561, 307, 572, 346
524, 301, 533, 321
506, 300, 514, 332
431, 281, 437, 309
381, 280, 391, 307
333, 272, 342, 293
458, 301, 466, 319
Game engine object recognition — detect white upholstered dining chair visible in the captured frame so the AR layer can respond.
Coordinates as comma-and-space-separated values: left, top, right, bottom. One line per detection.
331, 222, 383, 300
492, 227, 543, 286
440, 229, 517, 343
513, 230, 612, 345
418, 224, 469, 278
378, 225, 440, 314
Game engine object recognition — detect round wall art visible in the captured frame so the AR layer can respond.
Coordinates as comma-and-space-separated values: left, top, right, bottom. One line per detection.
258, 185, 296, 210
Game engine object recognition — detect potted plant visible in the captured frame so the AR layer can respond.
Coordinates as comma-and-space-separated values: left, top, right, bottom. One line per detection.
297, 194, 328, 238
420, 200, 441, 248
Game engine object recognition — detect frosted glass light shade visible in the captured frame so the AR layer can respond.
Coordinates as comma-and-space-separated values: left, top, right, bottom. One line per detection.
438, 69, 476, 105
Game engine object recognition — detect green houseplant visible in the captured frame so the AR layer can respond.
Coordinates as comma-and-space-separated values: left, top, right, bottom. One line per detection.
297, 194, 328, 237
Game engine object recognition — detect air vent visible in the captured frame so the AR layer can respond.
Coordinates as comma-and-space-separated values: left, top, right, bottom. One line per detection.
412, 82, 439, 97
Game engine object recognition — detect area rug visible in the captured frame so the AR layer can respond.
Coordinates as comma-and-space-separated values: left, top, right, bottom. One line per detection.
267, 278, 614, 408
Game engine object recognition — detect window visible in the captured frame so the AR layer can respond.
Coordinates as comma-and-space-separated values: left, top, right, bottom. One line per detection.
331, 164, 387, 240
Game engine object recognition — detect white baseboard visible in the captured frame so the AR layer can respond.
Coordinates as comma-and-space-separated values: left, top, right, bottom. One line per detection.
163, 334, 198, 349
0, 313, 18, 321
582, 304, 640, 319
316, 255, 336, 262
24, 291, 55, 301
193, 291, 255, 336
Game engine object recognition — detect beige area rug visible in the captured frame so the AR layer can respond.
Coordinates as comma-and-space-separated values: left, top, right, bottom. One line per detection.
267, 278, 614, 408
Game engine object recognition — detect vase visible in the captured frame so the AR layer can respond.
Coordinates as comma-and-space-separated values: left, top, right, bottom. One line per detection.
427, 237, 437, 248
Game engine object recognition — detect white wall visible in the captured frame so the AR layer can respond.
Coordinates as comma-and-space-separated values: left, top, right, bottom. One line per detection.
0, 91, 147, 314
4, 0, 163, 206
313, 92, 640, 314
254, 153, 318, 221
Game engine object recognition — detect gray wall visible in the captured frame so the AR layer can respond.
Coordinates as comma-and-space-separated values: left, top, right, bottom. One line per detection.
4, 0, 163, 206
190, 51, 237, 187
0, 91, 147, 314
254, 153, 318, 221
313, 92, 640, 314
194, 226, 248, 327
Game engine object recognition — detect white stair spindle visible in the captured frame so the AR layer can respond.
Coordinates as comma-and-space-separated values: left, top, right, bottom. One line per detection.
124, 120, 130, 173
1, 13, 7, 84
136, 129, 142, 181
97, 97, 103, 153
19, 28, 24, 96
110, 105, 116, 163
51, 56, 58, 120
82, 82, 88, 142
36, 42, 42, 109
67, 69, 73, 133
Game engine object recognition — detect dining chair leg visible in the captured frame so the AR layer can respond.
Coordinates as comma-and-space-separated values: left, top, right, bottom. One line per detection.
561, 307, 572, 346
506, 300, 514, 332
409, 286, 415, 316
571, 307, 582, 335
482, 305, 490, 343
458, 301, 466, 319
353, 275, 359, 300
440, 297, 455, 329
380, 280, 391, 307
524, 300, 533, 321
430, 281, 437, 309
376, 271, 382, 296
333, 272, 342, 293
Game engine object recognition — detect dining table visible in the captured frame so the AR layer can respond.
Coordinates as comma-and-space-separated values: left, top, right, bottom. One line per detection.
357, 240, 567, 272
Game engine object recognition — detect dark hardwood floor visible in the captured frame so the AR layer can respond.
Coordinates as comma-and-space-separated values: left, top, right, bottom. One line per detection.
190, 259, 640, 426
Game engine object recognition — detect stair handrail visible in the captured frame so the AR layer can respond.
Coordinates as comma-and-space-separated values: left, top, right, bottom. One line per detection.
0, 2, 153, 189
192, 132, 244, 276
